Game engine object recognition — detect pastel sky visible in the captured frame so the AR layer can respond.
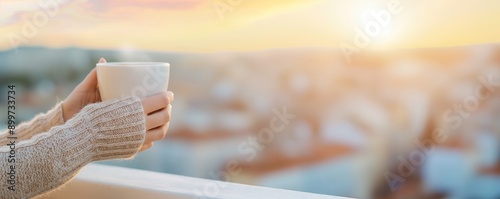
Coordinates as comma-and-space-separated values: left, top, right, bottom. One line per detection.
1, 0, 499, 52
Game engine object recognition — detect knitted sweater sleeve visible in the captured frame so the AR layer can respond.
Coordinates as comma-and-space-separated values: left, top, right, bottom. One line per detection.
0, 96, 146, 199
0, 102, 65, 146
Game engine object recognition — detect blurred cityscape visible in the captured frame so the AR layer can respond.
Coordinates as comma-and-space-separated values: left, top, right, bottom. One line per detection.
1, 44, 500, 199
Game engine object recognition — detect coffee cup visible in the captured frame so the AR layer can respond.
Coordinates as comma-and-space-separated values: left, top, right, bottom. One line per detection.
96, 62, 170, 101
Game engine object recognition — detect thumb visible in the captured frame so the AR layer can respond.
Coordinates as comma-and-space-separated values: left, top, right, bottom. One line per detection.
79, 58, 106, 90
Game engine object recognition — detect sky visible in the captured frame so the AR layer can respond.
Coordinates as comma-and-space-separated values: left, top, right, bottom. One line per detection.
1, 0, 500, 52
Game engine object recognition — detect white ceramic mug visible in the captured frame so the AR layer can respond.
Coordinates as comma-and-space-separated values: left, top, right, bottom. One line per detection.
96, 62, 170, 101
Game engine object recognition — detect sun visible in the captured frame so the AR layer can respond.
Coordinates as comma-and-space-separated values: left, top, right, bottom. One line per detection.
351, 1, 407, 50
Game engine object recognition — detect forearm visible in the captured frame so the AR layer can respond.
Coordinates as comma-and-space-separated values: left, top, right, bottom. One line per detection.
0, 102, 65, 146
0, 97, 146, 198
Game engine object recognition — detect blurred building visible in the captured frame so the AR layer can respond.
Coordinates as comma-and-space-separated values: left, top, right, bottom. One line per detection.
1, 44, 500, 199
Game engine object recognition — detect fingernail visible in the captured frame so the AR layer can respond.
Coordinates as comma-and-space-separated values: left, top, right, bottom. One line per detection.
167, 91, 174, 102
98, 57, 106, 63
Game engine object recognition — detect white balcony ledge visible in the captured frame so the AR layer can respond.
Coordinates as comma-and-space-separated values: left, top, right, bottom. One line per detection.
40, 163, 353, 199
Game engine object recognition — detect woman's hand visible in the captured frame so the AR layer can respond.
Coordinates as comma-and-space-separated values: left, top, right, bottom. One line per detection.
63, 57, 174, 152
62, 58, 107, 122
139, 91, 174, 151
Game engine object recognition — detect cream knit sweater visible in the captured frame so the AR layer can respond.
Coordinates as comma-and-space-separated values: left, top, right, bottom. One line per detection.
0, 96, 146, 198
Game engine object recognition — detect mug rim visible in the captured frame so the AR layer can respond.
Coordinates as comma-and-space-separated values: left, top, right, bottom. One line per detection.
97, 62, 169, 67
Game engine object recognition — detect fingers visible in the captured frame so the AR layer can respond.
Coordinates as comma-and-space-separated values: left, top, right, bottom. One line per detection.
167, 91, 174, 102
79, 68, 98, 90
145, 107, 170, 130
79, 57, 106, 90
139, 90, 174, 152
141, 91, 171, 114
141, 104, 171, 152
144, 124, 169, 144
139, 143, 153, 152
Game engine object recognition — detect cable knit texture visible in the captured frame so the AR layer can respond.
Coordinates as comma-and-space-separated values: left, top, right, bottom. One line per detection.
0, 96, 146, 199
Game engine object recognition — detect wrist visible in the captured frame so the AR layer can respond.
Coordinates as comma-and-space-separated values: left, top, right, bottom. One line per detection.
61, 101, 80, 123
83, 96, 147, 161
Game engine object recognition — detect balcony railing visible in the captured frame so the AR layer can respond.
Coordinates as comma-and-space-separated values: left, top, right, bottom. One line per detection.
38, 163, 352, 199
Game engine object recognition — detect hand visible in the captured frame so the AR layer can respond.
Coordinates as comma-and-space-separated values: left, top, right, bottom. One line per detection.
139, 91, 174, 152
62, 58, 106, 122
63, 57, 174, 151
